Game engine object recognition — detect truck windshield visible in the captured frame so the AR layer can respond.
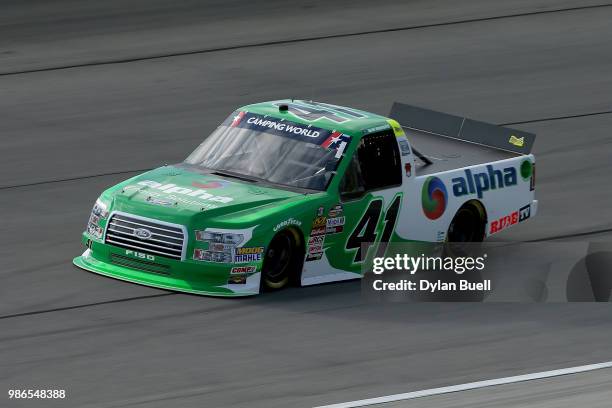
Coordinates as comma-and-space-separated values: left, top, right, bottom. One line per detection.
184, 111, 351, 191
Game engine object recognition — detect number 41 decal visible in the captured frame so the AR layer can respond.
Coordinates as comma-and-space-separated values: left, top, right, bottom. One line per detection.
345, 195, 402, 263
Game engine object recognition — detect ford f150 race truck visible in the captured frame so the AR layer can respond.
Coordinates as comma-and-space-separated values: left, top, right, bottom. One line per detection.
74, 100, 537, 296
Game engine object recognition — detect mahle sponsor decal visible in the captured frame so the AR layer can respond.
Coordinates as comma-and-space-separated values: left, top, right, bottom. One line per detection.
234, 246, 264, 263
452, 165, 517, 199
136, 180, 233, 203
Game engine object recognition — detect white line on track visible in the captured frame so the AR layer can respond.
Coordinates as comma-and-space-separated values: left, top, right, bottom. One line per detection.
313, 361, 612, 408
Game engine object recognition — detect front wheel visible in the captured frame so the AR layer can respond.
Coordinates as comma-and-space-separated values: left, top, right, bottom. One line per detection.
261, 230, 301, 291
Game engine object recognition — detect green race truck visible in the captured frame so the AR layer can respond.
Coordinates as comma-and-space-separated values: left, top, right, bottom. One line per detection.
74, 100, 537, 296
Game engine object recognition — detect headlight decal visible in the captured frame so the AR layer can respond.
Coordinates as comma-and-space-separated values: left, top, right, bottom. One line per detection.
193, 226, 258, 263
86, 198, 109, 240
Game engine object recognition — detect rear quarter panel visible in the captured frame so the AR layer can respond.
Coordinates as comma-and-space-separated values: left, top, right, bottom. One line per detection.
396, 154, 536, 242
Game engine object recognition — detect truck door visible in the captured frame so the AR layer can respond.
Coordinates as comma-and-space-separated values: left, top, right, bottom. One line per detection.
326, 129, 404, 272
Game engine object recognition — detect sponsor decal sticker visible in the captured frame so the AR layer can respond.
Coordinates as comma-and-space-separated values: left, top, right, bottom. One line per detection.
519, 204, 531, 222
210, 242, 233, 252
87, 223, 103, 239
509, 134, 525, 147
404, 162, 412, 177
136, 180, 233, 204
306, 234, 325, 261
235, 247, 264, 255
328, 204, 343, 218
193, 248, 233, 263
310, 227, 326, 236
325, 225, 344, 234
398, 139, 411, 156
89, 214, 100, 226
451, 165, 517, 199
490, 211, 519, 234
317, 206, 324, 216
233, 247, 264, 263
234, 253, 262, 263
273, 218, 302, 232
146, 196, 175, 206
326, 216, 345, 228
312, 216, 327, 229
422, 176, 447, 220
364, 124, 391, 134
227, 275, 247, 284
191, 180, 230, 189
520, 160, 533, 180
308, 235, 325, 247
305, 252, 324, 262
246, 116, 321, 138
231, 265, 256, 274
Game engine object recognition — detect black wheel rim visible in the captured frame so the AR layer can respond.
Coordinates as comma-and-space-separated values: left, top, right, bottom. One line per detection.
448, 208, 478, 242
264, 234, 292, 283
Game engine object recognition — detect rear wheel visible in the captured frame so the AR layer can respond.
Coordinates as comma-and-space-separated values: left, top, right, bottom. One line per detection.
441, 202, 487, 301
262, 230, 302, 291
447, 203, 485, 243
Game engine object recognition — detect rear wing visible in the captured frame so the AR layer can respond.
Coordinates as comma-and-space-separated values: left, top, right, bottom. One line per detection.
389, 102, 536, 155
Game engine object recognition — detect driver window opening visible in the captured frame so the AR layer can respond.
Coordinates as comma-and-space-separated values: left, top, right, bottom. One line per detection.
340, 130, 402, 200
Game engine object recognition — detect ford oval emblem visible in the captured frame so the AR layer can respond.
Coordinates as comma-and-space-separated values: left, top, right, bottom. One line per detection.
134, 228, 153, 240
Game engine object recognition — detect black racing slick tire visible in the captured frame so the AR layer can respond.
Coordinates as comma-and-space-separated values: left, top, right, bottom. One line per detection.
447, 203, 486, 243
261, 230, 302, 291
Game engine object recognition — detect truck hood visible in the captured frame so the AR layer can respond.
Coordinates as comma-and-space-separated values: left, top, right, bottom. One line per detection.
107, 166, 303, 225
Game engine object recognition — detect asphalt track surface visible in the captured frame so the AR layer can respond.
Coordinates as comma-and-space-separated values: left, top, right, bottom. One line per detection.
1, 1, 612, 407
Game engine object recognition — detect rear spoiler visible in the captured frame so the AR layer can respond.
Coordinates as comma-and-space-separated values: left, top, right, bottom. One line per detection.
389, 102, 536, 155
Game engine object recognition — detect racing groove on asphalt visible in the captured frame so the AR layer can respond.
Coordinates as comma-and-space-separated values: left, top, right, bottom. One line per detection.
1, 1, 612, 407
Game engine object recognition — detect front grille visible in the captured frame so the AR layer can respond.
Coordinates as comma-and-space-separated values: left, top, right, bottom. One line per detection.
105, 213, 185, 260
110, 254, 171, 275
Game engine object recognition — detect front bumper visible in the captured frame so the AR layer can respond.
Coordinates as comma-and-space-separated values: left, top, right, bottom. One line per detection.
73, 234, 261, 297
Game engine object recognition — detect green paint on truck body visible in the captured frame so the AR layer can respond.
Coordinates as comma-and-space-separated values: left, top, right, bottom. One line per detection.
73, 100, 416, 296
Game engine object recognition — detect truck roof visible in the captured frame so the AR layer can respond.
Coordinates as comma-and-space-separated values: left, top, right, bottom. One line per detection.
241, 99, 391, 137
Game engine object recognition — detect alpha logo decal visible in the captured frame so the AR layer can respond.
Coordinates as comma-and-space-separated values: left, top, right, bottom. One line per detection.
191, 180, 230, 189
422, 177, 447, 220
452, 166, 517, 199
136, 180, 233, 203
